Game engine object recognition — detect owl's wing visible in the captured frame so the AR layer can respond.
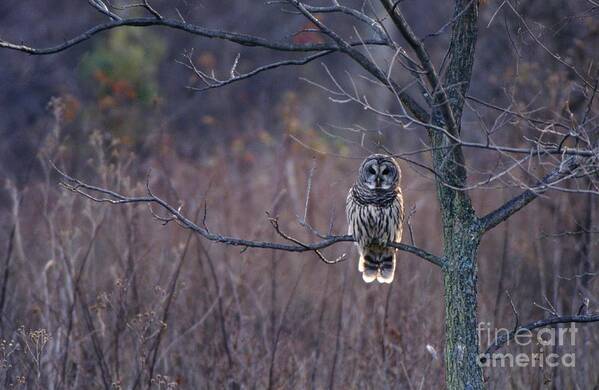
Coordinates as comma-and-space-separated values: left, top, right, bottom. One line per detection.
345, 187, 355, 236
393, 190, 405, 242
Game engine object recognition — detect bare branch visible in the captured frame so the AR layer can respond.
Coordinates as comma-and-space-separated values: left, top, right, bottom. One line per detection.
181, 50, 334, 92
267, 213, 346, 264
301, 4, 387, 41
479, 155, 586, 233
482, 313, 599, 360
0, 17, 388, 56
379, 0, 459, 136
288, 0, 430, 123
141, 0, 162, 20
88, 0, 121, 21
104, 0, 161, 19
558, 271, 599, 281
466, 95, 570, 130
505, 0, 594, 88
52, 163, 445, 268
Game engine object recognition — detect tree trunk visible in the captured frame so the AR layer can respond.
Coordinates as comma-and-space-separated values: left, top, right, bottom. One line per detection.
429, 133, 484, 388
430, 109, 483, 389
427, 0, 481, 385
443, 221, 483, 389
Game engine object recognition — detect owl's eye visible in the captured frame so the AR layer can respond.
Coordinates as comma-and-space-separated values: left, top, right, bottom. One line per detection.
381, 167, 389, 175
368, 166, 376, 175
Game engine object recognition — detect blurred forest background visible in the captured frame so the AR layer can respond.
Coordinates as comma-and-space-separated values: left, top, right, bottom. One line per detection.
0, 0, 597, 388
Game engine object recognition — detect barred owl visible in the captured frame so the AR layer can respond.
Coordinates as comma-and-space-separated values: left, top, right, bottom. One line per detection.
346, 154, 404, 284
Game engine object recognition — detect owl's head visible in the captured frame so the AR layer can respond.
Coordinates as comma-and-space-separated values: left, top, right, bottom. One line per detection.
358, 154, 401, 191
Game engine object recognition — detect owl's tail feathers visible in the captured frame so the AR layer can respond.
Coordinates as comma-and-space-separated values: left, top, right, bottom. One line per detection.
376, 252, 396, 284
358, 254, 378, 283
359, 249, 396, 284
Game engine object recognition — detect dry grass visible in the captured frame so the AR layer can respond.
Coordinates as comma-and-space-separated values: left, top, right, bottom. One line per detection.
0, 116, 597, 389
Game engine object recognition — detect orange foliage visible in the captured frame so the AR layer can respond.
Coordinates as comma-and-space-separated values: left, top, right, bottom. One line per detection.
111, 79, 137, 100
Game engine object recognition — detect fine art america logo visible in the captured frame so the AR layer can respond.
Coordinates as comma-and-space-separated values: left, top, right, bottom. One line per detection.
477, 322, 578, 368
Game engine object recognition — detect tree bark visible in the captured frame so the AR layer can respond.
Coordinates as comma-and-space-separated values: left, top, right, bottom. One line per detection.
428, 108, 483, 388
442, 221, 483, 389
430, 138, 483, 388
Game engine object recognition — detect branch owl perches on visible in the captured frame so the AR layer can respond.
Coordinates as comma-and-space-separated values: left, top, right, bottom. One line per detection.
51, 159, 440, 270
